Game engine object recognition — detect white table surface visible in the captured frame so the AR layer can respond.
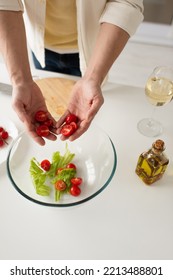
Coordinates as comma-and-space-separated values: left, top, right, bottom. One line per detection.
0, 63, 173, 260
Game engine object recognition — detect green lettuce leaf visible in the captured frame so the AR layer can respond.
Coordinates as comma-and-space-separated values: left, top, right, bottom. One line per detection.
51, 168, 76, 187
47, 143, 75, 178
29, 144, 76, 201
52, 168, 77, 201
29, 158, 51, 196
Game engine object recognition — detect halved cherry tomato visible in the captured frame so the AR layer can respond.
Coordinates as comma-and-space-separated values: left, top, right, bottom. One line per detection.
35, 110, 48, 122
70, 121, 78, 132
66, 163, 76, 170
65, 114, 78, 124
36, 125, 50, 137
40, 159, 51, 171
70, 184, 81, 196
71, 177, 83, 186
55, 180, 67, 191
0, 126, 9, 147
1, 130, 8, 139
0, 139, 4, 147
60, 124, 74, 137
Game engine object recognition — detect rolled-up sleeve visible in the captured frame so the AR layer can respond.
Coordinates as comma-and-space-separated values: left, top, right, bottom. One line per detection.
99, 0, 144, 36
0, 0, 24, 11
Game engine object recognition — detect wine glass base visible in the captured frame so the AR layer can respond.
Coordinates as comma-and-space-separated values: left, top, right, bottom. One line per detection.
137, 118, 163, 137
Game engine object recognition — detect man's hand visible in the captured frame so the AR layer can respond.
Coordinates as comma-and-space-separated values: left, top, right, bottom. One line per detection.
12, 81, 57, 145
55, 77, 104, 140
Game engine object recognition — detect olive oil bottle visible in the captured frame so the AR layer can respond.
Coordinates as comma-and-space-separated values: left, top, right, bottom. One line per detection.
135, 139, 169, 185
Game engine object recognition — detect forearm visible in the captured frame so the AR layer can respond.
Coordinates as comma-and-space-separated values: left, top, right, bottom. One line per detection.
84, 22, 130, 85
0, 11, 32, 86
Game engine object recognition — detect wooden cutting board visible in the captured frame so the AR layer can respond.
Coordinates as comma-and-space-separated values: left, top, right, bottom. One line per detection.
35, 77, 76, 120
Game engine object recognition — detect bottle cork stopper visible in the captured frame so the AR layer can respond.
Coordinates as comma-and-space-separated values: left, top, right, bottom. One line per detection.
152, 139, 165, 151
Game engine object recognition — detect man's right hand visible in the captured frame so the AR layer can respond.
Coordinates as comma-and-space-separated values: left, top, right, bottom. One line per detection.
12, 81, 57, 145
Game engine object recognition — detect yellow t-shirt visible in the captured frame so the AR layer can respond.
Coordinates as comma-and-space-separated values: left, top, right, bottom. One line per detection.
44, 0, 78, 53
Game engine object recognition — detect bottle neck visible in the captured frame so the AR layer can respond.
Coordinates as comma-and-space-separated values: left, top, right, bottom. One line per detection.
151, 147, 163, 155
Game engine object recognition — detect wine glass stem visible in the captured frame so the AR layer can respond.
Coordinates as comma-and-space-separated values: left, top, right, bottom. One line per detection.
148, 107, 156, 126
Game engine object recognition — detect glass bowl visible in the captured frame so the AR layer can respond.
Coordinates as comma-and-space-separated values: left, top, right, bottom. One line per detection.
6, 124, 117, 207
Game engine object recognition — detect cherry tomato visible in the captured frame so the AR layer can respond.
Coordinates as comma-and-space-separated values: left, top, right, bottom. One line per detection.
55, 180, 67, 191
36, 125, 50, 137
1, 130, 8, 139
70, 185, 81, 196
60, 124, 74, 137
71, 177, 83, 186
70, 121, 78, 132
66, 163, 76, 170
40, 159, 51, 171
0, 139, 4, 147
0, 127, 4, 133
65, 114, 78, 124
35, 110, 48, 122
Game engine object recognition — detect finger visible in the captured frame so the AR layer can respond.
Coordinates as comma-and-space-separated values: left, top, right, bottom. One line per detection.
45, 132, 57, 141
13, 103, 28, 124
60, 120, 90, 142
13, 105, 45, 145
69, 124, 89, 141
87, 98, 104, 122
28, 130, 46, 146
27, 129, 57, 145
46, 112, 57, 127
25, 115, 57, 145
55, 110, 70, 129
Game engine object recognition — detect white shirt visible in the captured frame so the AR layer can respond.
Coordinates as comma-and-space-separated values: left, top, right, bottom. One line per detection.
0, 0, 144, 74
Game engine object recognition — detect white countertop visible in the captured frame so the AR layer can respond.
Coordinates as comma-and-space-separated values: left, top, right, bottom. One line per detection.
0, 58, 173, 260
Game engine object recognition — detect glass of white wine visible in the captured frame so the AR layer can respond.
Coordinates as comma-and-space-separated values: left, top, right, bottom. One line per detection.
137, 66, 173, 137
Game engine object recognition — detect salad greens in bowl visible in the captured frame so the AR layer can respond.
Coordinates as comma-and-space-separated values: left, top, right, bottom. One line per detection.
6, 124, 117, 207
